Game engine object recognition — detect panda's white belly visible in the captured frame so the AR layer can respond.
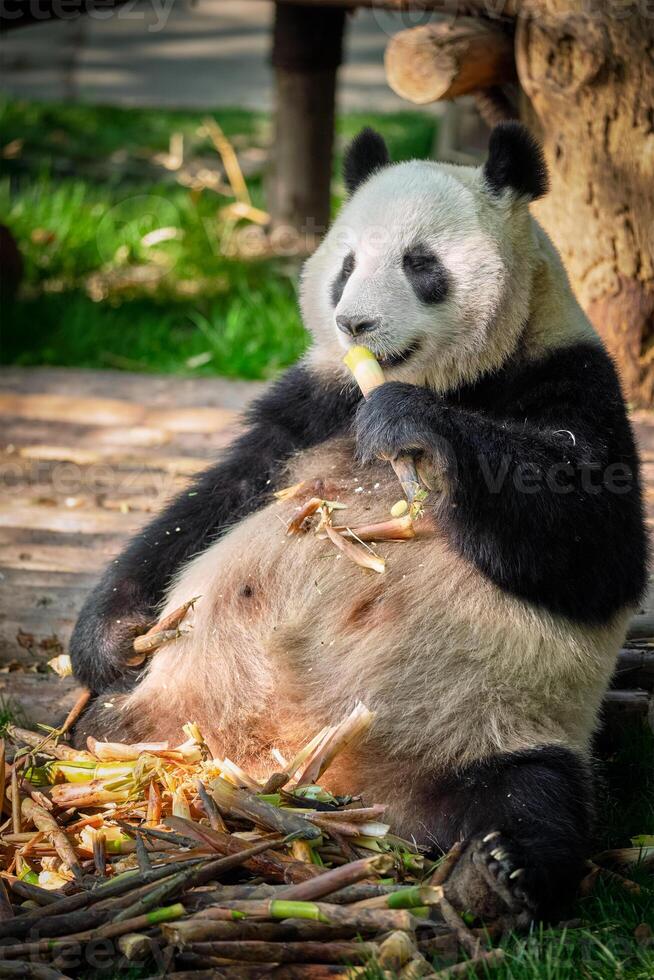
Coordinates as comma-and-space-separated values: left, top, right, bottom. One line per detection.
120, 436, 628, 792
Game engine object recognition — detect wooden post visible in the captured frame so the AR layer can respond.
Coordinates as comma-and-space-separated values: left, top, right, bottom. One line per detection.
269, 2, 346, 252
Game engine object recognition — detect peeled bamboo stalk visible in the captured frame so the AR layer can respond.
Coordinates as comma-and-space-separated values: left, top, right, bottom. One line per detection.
87, 738, 170, 761
344, 345, 427, 507
298, 701, 374, 786
21, 798, 84, 885
331, 515, 416, 541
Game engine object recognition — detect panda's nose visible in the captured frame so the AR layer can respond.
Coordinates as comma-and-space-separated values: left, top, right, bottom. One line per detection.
336, 314, 380, 337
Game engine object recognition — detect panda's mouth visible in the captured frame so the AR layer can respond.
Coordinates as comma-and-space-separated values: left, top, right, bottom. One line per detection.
378, 340, 421, 369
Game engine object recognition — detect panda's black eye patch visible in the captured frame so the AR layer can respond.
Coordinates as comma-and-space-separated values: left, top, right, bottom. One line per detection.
402, 246, 448, 304
330, 251, 356, 308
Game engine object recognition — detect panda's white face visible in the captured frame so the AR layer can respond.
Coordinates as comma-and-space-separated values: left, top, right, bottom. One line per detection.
301, 154, 538, 392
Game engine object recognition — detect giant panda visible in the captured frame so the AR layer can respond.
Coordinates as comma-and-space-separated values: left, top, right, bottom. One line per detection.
70, 123, 647, 923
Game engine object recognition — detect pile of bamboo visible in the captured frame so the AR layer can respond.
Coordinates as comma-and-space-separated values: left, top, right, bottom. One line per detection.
0, 708, 505, 980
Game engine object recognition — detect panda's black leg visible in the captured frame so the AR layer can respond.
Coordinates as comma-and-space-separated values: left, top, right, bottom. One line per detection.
422, 746, 593, 924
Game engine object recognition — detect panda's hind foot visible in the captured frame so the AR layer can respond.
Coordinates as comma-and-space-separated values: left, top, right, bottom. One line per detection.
443, 832, 536, 928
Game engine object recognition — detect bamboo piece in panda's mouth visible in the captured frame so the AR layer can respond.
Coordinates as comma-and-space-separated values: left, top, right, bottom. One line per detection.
343, 345, 428, 509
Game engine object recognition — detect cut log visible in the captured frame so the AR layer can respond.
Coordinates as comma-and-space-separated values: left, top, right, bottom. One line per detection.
385, 19, 516, 105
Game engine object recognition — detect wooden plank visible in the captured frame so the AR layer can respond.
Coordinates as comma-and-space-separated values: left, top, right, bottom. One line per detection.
0, 673, 82, 729
0, 499, 146, 535
0, 392, 237, 434
16, 445, 208, 476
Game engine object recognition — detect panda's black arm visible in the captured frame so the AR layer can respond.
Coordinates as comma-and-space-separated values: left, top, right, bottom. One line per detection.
355, 348, 647, 625
70, 364, 360, 692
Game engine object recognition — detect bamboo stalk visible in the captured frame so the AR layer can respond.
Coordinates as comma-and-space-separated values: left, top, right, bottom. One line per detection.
6, 726, 94, 762
135, 831, 152, 873
146, 779, 162, 826
437, 894, 481, 958
0, 903, 186, 959
0, 878, 13, 922
117, 932, 154, 961
11, 766, 21, 834
378, 930, 417, 970
183, 939, 378, 964
0, 857, 208, 940
21, 798, 84, 885
9, 879, 62, 906
129, 628, 182, 660
276, 854, 394, 903
429, 841, 464, 886
429, 948, 505, 977
0, 739, 5, 819
165, 816, 318, 883
209, 780, 321, 840
164, 917, 359, 944
92, 829, 107, 879
201, 899, 416, 933
353, 884, 443, 910
0, 963, 69, 980
197, 778, 228, 832
58, 688, 92, 735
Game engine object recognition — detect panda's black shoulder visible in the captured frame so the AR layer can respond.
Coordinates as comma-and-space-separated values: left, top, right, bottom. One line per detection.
454, 340, 629, 426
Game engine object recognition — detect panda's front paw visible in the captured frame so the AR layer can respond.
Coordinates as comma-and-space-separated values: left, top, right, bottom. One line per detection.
443, 833, 536, 927
354, 382, 440, 464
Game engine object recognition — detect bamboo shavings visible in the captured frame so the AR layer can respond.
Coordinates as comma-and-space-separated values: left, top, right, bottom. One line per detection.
324, 524, 386, 574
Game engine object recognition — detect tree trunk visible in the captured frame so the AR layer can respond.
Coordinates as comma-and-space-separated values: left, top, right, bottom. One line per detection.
515, 3, 654, 406
268, 3, 346, 252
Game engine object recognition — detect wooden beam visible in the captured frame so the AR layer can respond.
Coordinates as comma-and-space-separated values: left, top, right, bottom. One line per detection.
268, 2, 346, 244
385, 18, 516, 105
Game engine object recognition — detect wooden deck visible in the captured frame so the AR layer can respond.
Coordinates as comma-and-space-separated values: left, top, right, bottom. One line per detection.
1, 367, 653, 727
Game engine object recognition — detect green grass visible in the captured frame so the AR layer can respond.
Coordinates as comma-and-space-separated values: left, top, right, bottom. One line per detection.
0, 98, 437, 379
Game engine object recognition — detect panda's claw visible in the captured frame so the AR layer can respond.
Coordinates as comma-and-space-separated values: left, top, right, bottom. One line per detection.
444, 832, 536, 925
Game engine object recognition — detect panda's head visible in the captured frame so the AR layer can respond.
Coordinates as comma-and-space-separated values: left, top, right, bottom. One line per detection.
300, 122, 549, 392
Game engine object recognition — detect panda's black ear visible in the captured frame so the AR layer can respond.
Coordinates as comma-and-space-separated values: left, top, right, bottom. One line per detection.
343, 128, 390, 195
483, 122, 548, 201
